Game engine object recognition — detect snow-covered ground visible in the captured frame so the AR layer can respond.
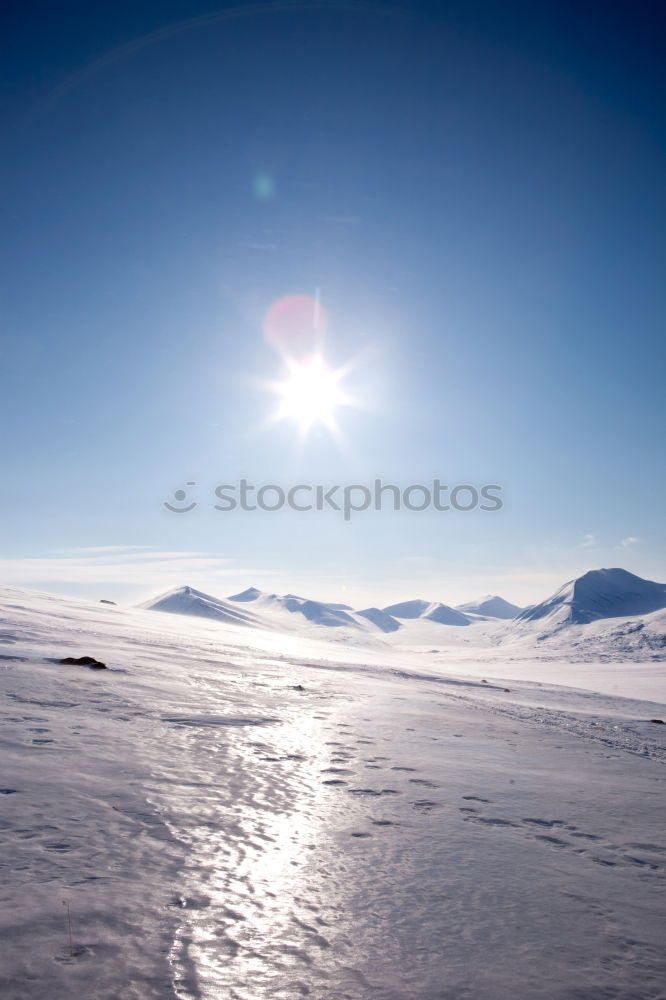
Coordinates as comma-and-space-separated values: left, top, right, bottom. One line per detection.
1, 584, 665, 1000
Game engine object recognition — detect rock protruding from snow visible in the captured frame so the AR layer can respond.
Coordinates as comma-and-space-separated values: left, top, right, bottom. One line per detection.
515, 569, 666, 628
140, 586, 258, 626
457, 595, 523, 619
383, 599, 470, 626
59, 655, 107, 669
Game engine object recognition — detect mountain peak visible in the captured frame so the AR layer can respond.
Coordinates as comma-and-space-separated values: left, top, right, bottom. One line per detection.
356, 607, 401, 633
383, 599, 470, 626
228, 586, 265, 602
516, 568, 666, 627
140, 585, 257, 626
457, 595, 523, 620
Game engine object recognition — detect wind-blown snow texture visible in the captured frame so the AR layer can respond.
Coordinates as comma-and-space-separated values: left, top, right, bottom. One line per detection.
1, 582, 665, 1000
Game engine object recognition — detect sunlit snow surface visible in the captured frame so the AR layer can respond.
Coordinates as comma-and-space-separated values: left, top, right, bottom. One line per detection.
0, 586, 665, 1000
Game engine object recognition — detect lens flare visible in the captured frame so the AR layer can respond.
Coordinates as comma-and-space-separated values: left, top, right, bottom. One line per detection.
253, 172, 275, 201
263, 294, 327, 359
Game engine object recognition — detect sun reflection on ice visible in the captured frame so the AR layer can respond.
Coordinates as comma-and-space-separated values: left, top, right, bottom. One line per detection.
166, 699, 356, 1000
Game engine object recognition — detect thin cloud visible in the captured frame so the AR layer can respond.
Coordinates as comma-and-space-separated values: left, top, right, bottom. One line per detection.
620, 536, 640, 547
577, 534, 596, 548
0, 551, 278, 593
51, 545, 157, 555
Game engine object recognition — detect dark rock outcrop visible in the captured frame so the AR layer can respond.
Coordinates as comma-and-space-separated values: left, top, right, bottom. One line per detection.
60, 655, 107, 669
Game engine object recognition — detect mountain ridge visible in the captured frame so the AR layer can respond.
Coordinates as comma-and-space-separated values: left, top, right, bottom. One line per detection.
515, 568, 666, 629
137, 570, 666, 650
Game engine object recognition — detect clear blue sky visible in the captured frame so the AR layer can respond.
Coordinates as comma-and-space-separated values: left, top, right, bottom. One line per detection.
1, 0, 664, 607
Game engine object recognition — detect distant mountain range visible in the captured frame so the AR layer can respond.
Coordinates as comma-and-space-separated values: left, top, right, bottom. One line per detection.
228, 587, 362, 627
139, 570, 666, 653
383, 599, 471, 626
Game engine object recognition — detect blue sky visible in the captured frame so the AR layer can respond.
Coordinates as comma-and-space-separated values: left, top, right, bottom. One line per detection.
1, 0, 664, 607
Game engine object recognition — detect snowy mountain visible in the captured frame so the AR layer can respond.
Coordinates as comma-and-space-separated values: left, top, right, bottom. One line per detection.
457, 595, 523, 619
356, 607, 402, 632
280, 596, 358, 627
515, 569, 666, 629
138, 570, 666, 654
228, 586, 266, 602
228, 586, 359, 628
139, 585, 260, 627
147, 586, 469, 634
383, 599, 471, 626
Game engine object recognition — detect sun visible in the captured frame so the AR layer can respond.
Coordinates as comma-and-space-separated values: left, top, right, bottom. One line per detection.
273, 354, 347, 432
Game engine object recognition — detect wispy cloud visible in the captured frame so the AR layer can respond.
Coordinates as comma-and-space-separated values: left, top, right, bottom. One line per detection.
0, 547, 278, 601
620, 536, 640, 547
50, 545, 155, 555
577, 533, 596, 548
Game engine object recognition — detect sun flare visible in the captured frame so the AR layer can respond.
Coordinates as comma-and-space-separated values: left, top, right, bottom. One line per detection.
274, 355, 346, 432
